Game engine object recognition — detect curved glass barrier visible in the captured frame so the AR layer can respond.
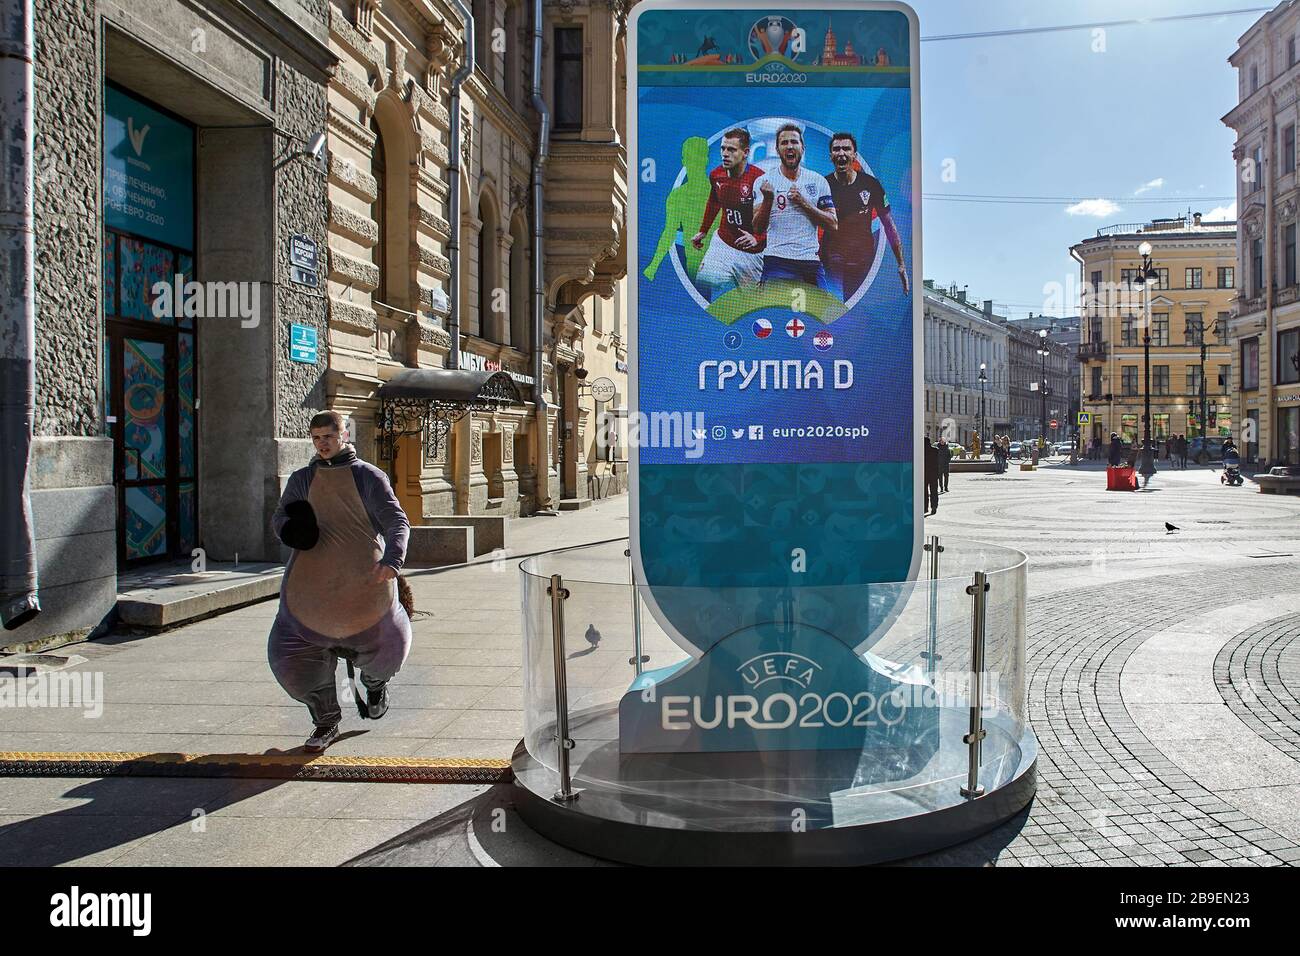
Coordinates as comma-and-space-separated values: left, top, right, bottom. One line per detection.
519, 538, 1030, 833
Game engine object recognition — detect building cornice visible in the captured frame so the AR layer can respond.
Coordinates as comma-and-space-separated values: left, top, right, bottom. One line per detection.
464, 73, 537, 147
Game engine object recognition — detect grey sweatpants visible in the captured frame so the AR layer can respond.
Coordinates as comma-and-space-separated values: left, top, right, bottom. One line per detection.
268, 601, 412, 727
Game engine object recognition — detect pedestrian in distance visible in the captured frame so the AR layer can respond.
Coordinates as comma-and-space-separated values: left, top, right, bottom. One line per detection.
268, 410, 413, 753
937, 437, 952, 492
924, 437, 940, 515
1107, 432, 1122, 467
1177, 433, 1188, 470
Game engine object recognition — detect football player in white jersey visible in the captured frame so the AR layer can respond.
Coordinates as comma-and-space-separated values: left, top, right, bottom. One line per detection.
751, 123, 838, 291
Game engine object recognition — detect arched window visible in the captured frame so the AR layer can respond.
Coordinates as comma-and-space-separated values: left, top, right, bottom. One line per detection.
370, 116, 387, 304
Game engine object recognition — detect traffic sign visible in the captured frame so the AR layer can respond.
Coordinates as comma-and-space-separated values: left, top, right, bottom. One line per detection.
1050, 419, 1059, 429
1077, 412, 1092, 426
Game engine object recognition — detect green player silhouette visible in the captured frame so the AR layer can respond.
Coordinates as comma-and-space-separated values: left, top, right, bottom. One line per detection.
643, 136, 713, 282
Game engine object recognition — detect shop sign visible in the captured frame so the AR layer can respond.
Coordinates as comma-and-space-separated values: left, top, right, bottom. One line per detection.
458, 350, 535, 387
104, 87, 194, 249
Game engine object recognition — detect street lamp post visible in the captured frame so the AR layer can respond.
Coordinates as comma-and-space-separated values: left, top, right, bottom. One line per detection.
1037, 329, 1049, 450
1137, 241, 1159, 481
1199, 335, 1207, 449
979, 362, 987, 455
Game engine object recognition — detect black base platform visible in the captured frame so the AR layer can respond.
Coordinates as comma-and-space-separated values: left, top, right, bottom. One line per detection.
510, 709, 1037, 866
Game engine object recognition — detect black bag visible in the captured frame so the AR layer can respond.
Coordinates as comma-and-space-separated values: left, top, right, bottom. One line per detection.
279, 500, 319, 550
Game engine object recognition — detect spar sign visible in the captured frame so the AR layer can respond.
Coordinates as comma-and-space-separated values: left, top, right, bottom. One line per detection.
624, 2, 926, 754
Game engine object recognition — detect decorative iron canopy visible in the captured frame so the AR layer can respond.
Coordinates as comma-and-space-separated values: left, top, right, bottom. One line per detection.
377, 369, 523, 465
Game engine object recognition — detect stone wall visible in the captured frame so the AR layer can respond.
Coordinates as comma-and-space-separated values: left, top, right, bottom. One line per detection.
274, 60, 332, 440
7, 0, 335, 647
32, 0, 100, 438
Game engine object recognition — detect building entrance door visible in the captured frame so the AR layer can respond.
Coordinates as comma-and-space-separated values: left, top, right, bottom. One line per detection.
557, 365, 572, 499
105, 320, 198, 566
102, 86, 198, 566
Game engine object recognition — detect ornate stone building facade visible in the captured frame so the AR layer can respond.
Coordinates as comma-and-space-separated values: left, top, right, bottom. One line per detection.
324, 0, 628, 520
922, 282, 1009, 447
1223, 2, 1300, 467
6, 0, 629, 647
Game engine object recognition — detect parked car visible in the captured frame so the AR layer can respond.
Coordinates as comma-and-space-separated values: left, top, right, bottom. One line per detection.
1053, 442, 1074, 457
1188, 436, 1229, 465
1008, 441, 1025, 459
946, 442, 966, 459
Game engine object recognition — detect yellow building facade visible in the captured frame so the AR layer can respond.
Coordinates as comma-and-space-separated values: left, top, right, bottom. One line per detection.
1072, 217, 1238, 452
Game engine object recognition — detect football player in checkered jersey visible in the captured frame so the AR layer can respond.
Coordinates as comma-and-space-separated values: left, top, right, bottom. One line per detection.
820, 132, 909, 301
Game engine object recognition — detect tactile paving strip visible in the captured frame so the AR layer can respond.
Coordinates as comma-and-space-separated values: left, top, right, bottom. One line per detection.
0, 751, 512, 784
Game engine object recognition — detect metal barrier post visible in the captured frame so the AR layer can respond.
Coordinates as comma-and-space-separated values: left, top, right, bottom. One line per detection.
922, 536, 944, 679
625, 548, 648, 675
548, 573, 579, 803
961, 570, 989, 799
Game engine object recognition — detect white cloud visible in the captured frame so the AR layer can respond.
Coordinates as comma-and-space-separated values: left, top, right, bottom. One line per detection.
1065, 198, 1122, 217
1134, 177, 1165, 196
1203, 202, 1237, 222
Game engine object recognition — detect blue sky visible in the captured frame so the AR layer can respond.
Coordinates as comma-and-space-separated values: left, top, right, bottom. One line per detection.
911, 0, 1255, 319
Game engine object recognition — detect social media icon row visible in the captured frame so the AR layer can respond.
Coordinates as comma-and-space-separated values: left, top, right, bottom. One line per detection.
709, 425, 764, 441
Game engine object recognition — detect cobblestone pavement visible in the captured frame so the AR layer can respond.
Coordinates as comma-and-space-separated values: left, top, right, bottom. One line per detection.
4, 460, 1300, 866
1218, 613, 1300, 763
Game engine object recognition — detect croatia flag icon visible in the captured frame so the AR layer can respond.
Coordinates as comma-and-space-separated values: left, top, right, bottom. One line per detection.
753, 318, 772, 339
813, 330, 834, 351
785, 317, 806, 338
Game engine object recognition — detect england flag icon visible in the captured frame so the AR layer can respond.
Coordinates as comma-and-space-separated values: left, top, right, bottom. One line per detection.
813, 330, 834, 351
753, 318, 772, 339
785, 317, 805, 338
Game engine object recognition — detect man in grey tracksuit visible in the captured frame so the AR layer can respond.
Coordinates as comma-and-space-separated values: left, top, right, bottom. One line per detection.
268, 410, 412, 752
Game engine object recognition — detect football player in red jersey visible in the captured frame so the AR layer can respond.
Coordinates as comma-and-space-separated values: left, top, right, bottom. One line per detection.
691, 128, 767, 298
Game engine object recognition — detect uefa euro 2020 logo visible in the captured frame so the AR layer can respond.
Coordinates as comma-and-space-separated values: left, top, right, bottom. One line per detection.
749, 16, 800, 62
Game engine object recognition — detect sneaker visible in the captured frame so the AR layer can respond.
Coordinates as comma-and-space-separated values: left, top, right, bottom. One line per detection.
305, 723, 339, 752
366, 683, 390, 720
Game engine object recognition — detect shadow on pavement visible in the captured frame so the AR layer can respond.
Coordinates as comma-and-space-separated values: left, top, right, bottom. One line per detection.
0, 768, 288, 866
0, 745, 371, 866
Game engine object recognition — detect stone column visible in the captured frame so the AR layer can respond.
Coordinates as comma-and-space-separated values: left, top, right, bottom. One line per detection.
586, 10, 617, 141
496, 228, 514, 345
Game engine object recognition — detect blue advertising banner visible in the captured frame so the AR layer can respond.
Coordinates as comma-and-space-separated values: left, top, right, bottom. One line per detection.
624, 2, 925, 754
104, 87, 195, 250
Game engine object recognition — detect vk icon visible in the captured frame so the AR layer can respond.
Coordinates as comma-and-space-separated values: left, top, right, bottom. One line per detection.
722, 329, 742, 351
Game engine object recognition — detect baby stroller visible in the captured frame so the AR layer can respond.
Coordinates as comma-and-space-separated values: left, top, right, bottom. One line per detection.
1220, 445, 1244, 486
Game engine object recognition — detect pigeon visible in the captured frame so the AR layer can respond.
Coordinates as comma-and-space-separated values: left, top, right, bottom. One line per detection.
584, 624, 601, 648
1165, 522, 1179, 534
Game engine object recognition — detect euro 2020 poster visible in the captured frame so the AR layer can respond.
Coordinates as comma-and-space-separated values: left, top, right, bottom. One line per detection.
629, 2, 921, 657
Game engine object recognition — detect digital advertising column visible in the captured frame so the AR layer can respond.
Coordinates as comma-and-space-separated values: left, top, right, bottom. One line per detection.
624, 2, 927, 754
